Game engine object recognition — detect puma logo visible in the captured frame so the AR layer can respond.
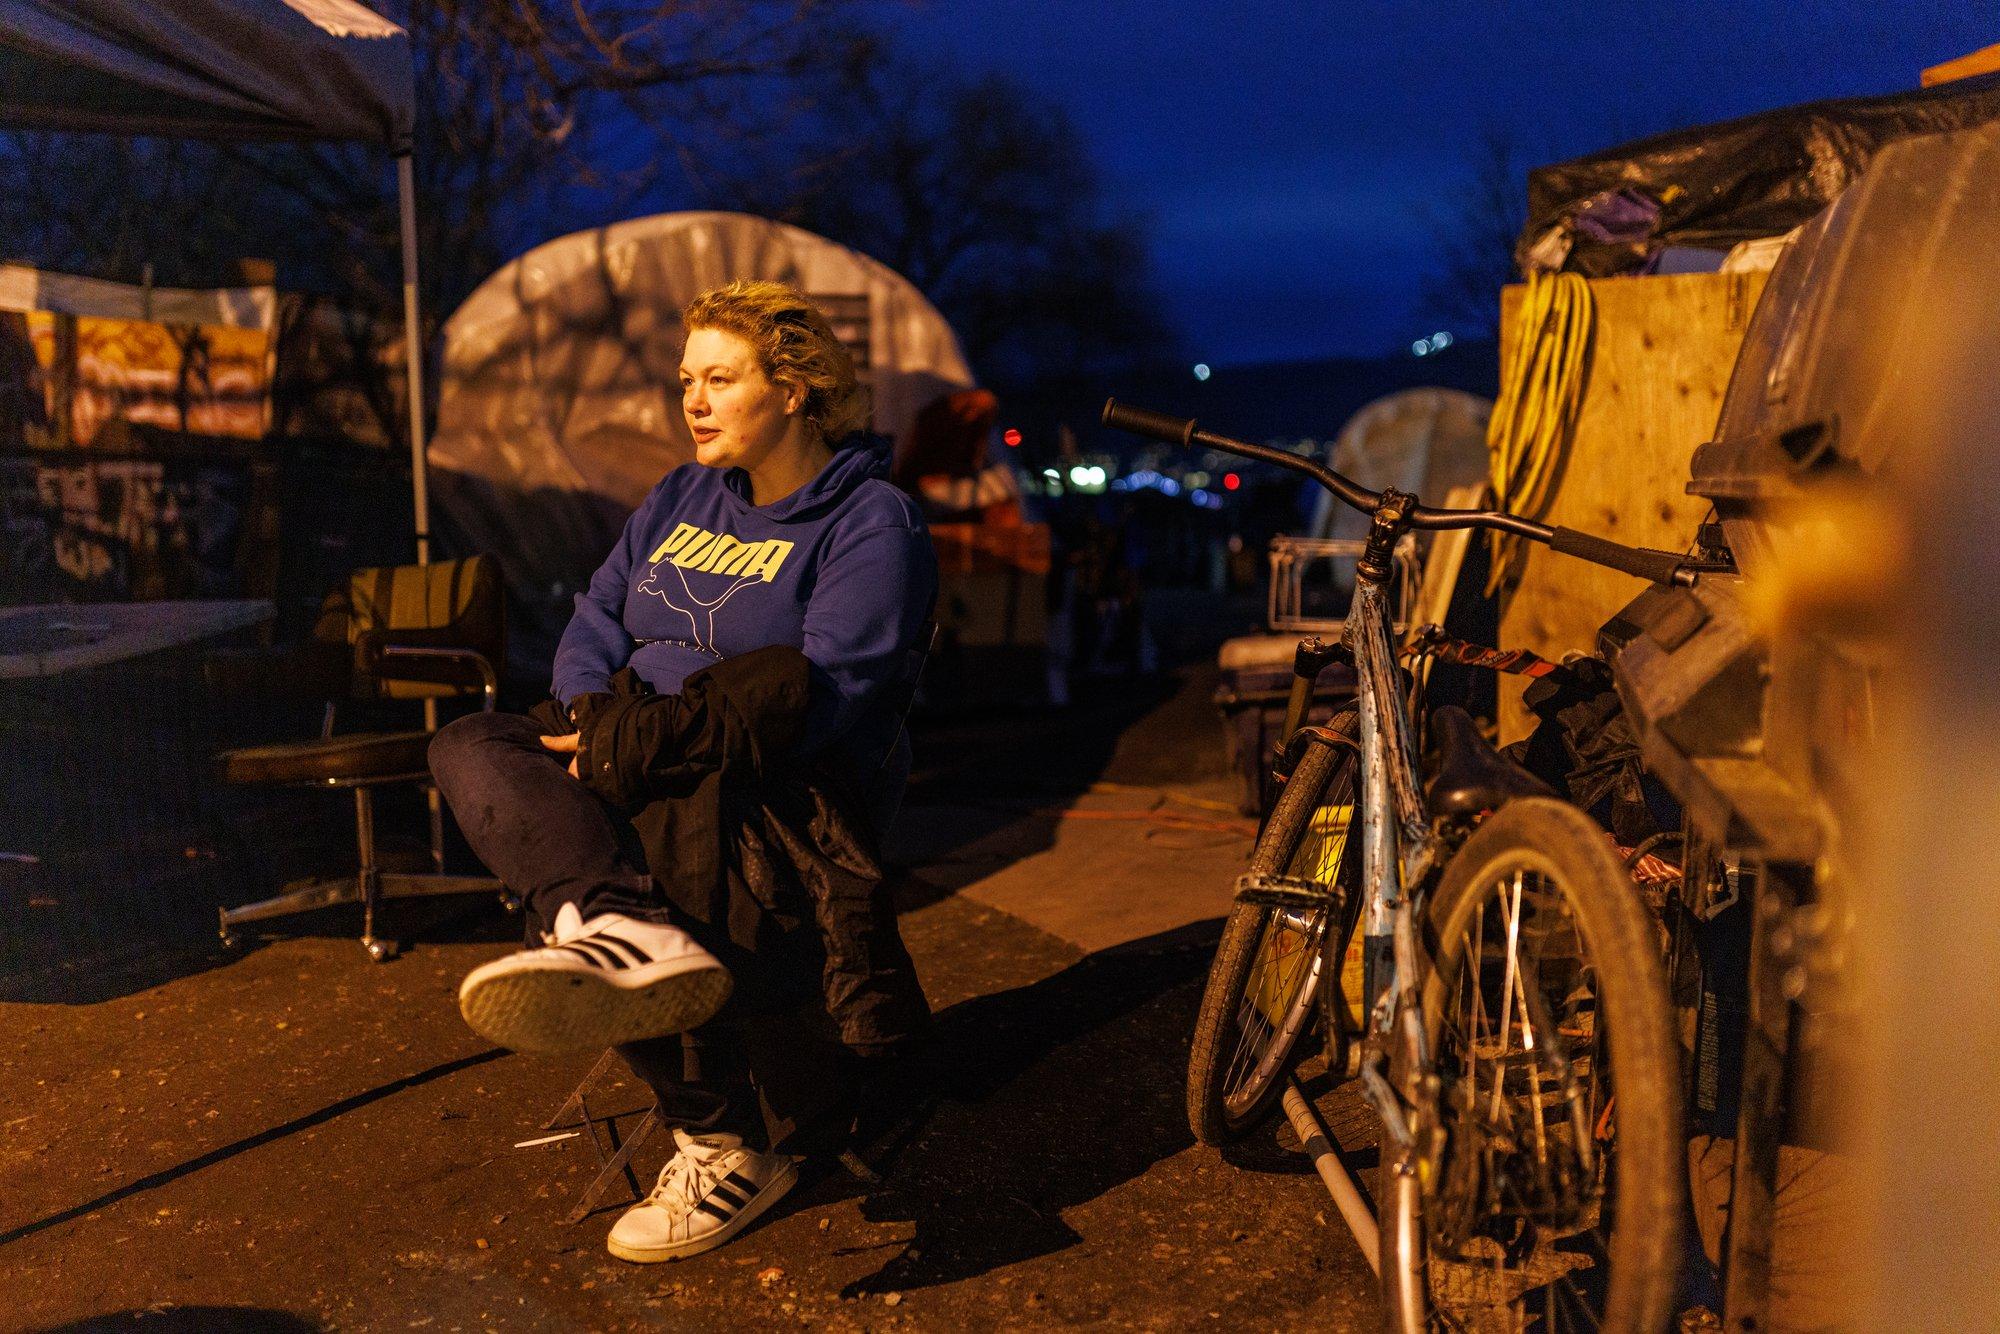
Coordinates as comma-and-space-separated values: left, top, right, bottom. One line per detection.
636, 523, 794, 656
645, 523, 793, 582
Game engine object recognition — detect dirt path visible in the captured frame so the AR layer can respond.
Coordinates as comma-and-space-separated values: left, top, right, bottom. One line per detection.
2, 666, 1381, 1330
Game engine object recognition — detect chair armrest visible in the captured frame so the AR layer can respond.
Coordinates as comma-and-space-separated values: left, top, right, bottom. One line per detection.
204, 641, 352, 702
360, 639, 499, 710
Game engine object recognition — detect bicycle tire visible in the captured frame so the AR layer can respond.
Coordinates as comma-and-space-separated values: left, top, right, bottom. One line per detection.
1410, 797, 1683, 1330
1186, 712, 1363, 1145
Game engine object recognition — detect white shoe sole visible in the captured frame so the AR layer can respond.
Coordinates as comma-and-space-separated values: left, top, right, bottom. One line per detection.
457, 954, 733, 1054
605, 1158, 800, 1264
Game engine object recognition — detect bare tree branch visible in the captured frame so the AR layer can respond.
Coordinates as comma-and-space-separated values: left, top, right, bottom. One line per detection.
0, 0, 870, 322
1419, 127, 1541, 342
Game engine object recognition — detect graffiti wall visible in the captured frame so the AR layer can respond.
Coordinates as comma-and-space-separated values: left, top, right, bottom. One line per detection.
0, 453, 274, 603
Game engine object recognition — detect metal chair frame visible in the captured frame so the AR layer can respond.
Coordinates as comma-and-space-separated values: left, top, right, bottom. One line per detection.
218, 644, 511, 961
537, 1050, 664, 1223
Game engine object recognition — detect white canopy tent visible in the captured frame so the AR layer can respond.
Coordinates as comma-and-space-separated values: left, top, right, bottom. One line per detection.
0, 0, 436, 556
430, 209, 977, 672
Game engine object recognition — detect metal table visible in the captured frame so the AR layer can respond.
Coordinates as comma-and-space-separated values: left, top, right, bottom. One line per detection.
0, 600, 274, 983
0, 600, 275, 678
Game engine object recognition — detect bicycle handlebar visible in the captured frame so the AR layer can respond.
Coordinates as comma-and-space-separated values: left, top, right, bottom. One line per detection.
1101, 398, 1693, 585
1103, 397, 1384, 516
1545, 526, 1689, 586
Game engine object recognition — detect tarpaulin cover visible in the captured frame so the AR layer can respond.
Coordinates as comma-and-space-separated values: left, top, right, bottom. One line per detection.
1518, 73, 2000, 277
1690, 119, 2000, 582
0, 0, 413, 147
0, 261, 276, 328
427, 210, 975, 674
0, 261, 279, 442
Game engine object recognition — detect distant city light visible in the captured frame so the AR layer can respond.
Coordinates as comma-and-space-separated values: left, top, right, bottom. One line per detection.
1043, 468, 1060, 479
1431, 330, 1454, 349
1192, 363, 1212, 381
1002, 428, 1023, 447
1222, 472, 1241, 491
1412, 338, 1432, 357
1114, 468, 1186, 498
1069, 464, 1108, 488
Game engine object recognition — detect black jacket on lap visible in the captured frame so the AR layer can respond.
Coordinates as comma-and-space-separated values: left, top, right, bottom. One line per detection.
530, 643, 927, 1054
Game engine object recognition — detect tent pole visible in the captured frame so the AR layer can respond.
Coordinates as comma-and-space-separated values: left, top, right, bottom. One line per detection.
399, 154, 442, 791
398, 153, 430, 566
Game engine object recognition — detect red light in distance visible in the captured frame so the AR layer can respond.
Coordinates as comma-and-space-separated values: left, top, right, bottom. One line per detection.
1222, 472, 1241, 491
1002, 428, 1023, 447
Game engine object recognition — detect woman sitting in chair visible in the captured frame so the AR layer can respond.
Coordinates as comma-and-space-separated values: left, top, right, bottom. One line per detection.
429, 278, 936, 1263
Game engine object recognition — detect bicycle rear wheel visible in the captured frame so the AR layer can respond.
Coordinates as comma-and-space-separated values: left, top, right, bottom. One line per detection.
1415, 797, 1682, 1330
1186, 714, 1363, 1145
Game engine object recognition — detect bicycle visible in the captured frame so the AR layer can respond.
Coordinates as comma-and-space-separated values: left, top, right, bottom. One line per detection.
1104, 399, 1700, 1332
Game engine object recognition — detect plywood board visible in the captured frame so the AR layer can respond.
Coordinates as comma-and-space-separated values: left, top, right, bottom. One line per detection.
1922, 42, 2000, 87
1496, 270, 1767, 742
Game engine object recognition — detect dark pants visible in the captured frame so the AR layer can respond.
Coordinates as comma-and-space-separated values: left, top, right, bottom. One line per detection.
429, 710, 847, 1150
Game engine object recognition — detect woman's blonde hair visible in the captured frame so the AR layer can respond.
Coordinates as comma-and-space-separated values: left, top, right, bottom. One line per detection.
682, 279, 871, 441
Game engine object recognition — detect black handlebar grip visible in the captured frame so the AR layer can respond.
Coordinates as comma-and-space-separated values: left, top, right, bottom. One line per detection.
1102, 398, 1198, 448
1549, 527, 1686, 585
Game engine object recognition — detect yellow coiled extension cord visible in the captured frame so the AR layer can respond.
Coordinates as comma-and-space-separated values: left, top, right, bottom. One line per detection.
1485, 271, 1594, 593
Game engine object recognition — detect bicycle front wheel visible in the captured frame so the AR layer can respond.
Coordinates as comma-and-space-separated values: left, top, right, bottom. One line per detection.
1416, 797, 1683, 1330
1186, 713, 1362, 1145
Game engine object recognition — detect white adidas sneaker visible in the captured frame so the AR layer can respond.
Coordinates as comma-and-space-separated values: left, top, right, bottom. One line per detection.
606, 1127, 800, 1263
457, 903, 732, 1053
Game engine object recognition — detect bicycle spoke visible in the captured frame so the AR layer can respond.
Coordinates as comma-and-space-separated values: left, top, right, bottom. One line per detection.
1467, 903, 1486, 1099
1220, 906, 1326, 1113
1489, 870, 1525, 1123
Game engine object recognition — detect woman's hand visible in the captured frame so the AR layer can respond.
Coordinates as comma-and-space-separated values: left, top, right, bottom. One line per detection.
539, 731, 581, 779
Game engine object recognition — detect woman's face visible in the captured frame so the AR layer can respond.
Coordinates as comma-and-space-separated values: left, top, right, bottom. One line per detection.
680, 327, 803, 471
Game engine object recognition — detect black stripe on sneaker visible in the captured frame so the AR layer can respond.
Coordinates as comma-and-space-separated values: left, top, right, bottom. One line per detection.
591, 933, 651, 967
707, 1181, 748, 1210
560, 940, 625, 970
694, 1195, 737, 1220
719, 1171, 761, 1198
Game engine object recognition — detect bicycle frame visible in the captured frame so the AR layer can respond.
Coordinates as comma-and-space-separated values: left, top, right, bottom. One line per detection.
1348, 570, 1434, 1065
1341, 501, 1442, 1332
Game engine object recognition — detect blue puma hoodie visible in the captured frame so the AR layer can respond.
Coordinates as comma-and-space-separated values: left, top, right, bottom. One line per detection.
552, 433, 935, 772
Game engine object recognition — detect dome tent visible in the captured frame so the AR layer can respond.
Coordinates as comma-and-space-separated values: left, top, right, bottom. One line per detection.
428, 210, 975, 675
1307, 387, 1493, 548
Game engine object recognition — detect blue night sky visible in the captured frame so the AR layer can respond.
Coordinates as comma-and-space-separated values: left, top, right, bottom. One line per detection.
881, 1, 1990, 366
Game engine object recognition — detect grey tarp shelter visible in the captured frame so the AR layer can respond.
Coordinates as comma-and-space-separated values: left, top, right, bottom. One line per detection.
0, 0, 436, 558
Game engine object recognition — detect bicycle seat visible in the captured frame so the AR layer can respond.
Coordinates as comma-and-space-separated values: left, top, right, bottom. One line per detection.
1423, 704, 1556, 818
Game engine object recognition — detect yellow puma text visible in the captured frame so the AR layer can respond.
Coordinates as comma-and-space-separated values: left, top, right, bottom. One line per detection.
646, 523, 794, 582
